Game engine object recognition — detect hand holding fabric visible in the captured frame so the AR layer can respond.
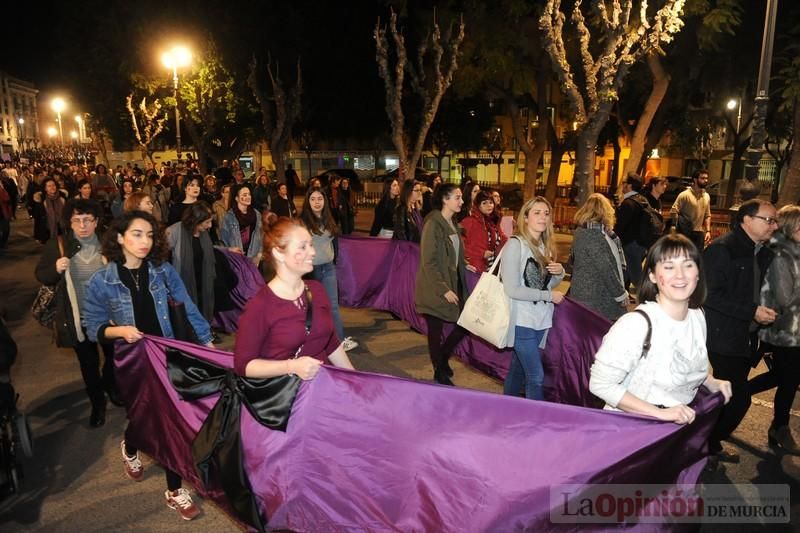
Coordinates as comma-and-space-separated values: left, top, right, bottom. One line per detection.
290, 356, 322, 380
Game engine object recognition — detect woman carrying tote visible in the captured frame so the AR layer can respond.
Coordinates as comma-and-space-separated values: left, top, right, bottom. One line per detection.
500, 196, 565, 400
415, 183, 468, 386
83, 211, 213, 521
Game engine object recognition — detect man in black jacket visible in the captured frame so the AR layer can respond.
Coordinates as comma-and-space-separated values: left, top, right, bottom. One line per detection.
704, 199, 777, 468
614, 173, 646, 291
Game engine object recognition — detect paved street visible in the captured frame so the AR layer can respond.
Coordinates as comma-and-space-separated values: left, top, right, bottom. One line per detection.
0, 213, 798, 531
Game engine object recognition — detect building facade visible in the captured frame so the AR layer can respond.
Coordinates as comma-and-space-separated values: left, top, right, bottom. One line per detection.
0, 71, 40, 155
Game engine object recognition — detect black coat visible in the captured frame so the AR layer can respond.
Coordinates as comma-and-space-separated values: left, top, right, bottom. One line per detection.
614, 194, 645, 246
703, 226, 774, 357
35, 233, 83, 347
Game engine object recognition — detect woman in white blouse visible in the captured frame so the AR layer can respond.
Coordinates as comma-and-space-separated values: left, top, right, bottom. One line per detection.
590, 234, 732, 424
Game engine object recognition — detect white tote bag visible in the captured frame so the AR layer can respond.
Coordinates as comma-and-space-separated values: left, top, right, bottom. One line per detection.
457, 247, 511, 349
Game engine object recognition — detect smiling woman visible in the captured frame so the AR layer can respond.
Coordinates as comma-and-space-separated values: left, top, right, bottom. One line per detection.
232, 216, 354, 380
590, 234, 732, 426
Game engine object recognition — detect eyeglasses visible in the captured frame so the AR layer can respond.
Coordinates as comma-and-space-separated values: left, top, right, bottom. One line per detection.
751, 214, 778, 225
71, 217, 96, 226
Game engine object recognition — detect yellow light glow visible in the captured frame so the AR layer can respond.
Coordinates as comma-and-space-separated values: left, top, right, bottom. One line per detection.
18, 118, 24, 125
162, 45, 192, 70
47, 127, 57, 138
75, 115, 82, 123
51, 97, 66, 113
726, 99, 737, 110
70, 131, 78, 139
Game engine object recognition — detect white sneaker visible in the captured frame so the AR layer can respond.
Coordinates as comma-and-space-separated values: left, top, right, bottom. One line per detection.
342, 337, 359, 352
120, 440, 144, 481
165, 487, 200, 520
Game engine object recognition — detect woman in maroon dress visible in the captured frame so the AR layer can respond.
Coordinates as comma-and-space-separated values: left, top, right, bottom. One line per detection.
233, 217, 354, 379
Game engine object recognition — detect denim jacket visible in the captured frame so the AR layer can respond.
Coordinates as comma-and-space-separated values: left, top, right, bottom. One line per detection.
82, 260, 213, 345
220, 209, 262, 261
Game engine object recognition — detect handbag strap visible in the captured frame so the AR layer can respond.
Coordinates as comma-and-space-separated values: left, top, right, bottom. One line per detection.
632, 309, 652, 359
293, 284, 314, 358
487, 242, 508, 276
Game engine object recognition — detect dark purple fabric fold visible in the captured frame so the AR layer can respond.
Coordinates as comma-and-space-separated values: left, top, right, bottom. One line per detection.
212, 247, 265, 333
115, 335, 722, 532
337, 236, 611, 406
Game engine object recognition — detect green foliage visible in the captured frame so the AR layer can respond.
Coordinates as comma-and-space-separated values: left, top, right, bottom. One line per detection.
688, 0, 744, 51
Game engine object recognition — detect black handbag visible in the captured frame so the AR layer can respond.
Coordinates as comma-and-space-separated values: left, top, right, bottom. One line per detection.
31, 237, 65, 328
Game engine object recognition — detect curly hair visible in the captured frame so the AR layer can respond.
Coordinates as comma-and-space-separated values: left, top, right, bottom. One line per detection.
101, 211, 169, 265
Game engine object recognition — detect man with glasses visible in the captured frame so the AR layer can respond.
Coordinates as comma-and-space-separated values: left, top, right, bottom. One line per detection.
703, 199, 778, 471
34, 199, 122, 428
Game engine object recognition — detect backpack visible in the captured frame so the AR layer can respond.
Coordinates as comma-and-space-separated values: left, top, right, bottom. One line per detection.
632, 194, 664, 247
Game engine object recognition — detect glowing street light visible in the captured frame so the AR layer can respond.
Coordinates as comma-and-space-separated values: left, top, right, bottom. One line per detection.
70, 131, 78, 140
51, 97, 67, 145
161, 45, 192, 158
47, 126, 57, 143
726, 98, 742, 132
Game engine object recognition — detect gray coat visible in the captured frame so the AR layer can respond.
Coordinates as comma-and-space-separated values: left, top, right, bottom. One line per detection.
415, 210, 467, 322
166, 221, 216, 321
759, 232, 800, 347
569, 227, 627, 321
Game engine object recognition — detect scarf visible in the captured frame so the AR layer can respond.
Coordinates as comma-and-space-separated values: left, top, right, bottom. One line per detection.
234, 206, 257, 252
584, 221, 627, 276
44, 195, 64, 239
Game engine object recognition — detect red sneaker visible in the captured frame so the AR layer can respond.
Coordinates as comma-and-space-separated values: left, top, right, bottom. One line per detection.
165, 488, 200, 520
120, 440, 143, 481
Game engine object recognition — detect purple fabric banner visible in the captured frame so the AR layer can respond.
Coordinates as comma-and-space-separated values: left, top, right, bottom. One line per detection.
336, 236, 612, 407
212, 247, 266, 333
116, 335, 722, 532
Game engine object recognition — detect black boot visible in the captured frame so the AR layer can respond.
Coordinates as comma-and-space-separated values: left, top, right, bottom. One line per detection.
90, 394, 107, 428
433, 369, 454, 386
106, 386, 124, 407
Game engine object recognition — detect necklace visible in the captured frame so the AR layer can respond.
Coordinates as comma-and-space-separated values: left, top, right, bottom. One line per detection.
126, 267, 142, 292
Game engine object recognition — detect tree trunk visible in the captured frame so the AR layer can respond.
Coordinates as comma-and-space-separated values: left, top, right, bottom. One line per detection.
778, 104, 800, 207
545, 141, 566, 206
574, 130, 597, 205
622, 53, 670, 187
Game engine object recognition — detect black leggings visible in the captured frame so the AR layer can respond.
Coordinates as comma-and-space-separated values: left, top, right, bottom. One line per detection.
423, 314, 467, 372
749, 345, 800, 428
125, 428, 182, 491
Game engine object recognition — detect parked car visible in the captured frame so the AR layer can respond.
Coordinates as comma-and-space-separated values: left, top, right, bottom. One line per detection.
311, 169, 364, 191
373, 167, 433, 182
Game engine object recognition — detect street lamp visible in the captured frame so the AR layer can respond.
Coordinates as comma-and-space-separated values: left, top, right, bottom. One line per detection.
161, 45, 192, 159
75, 114, 86, 142
726, 98, 742, 132
51, 97, 66, 146
47, 126, 57, 145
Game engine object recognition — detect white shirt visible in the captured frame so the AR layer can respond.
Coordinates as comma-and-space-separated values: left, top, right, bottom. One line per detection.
589, 301, 709, 410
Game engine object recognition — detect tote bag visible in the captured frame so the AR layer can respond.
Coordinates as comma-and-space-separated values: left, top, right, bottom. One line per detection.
457, 247, 511, 349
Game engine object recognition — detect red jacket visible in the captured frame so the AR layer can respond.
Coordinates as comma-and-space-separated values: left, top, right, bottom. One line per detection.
462, 208, 508, 272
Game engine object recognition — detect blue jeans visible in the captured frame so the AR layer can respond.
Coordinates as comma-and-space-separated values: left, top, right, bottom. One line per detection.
504, 326, 545, 400
312, 262, 345, 341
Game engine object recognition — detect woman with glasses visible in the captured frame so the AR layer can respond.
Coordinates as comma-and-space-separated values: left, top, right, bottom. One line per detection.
393, 180, 423, 243
35, 199, 120, 427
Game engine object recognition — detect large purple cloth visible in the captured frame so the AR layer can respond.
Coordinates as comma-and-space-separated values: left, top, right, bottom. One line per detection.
337, 236, 611, 406
116, 335, 721, 532
212, 247, 265, 333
